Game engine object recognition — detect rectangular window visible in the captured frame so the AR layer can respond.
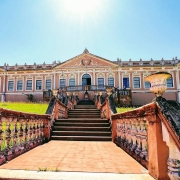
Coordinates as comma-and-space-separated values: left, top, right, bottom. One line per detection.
8, 81, 14, 91
133, 77, 140, 88
108, 78, 114, 86
123, 77, 129, 88
17, 80, 23, 90
144, 81, 151, 88
69, 78, 75, 86
98, 78, 104, 85
26, 80, 32, 90
60, 79, 66, 88
167, 78, 173, 88
36, 80, 42, 90
98, 78, 104, 90
45, 79, 51, 90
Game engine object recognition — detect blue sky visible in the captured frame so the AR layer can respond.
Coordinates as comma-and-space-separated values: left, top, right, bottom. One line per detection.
0, 0, 180, 65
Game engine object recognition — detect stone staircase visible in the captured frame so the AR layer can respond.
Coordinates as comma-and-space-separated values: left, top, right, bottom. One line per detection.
51, 104, 112, 141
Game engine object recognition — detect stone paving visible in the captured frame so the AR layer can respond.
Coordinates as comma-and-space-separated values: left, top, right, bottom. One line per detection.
0, 141, 154, 179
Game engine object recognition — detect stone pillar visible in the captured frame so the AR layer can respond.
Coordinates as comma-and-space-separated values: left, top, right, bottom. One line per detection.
78, 70, 80, 85
161, 122, 180, 180
93, 69, 95, 85
54, 72, 56, 89
118, 70, 121, 89
14, 76, 17, 92
147, 114, 170, 180
2, 73, 6, 102
129, 73, 132, 89
176, 70, 180, 103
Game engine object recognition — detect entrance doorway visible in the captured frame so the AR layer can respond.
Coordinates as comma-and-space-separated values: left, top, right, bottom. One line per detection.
82, 74, 91, 86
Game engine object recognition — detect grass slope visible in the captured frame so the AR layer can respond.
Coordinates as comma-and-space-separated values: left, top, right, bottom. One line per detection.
116, 107, 135, 113
0, 102, 48, 114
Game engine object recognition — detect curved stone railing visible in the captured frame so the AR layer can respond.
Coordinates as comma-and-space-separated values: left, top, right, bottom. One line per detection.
156, 97, 180, 180
0, 96, 75, 165
53, 98, 74, 120
96, 95, 117, 120
0, 108, 51, 165
111, 101, 180, 180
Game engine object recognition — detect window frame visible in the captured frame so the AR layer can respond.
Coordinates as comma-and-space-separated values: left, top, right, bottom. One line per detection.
45, 79, 52, 90
36, 80, 42, 90
17, 80, 23, 91
107, 77, 114, 87
8, 81, 14, 91
59, 79, 66, 88
166, 77, 174, 88
144, 81, 151, 89
133, 77, 140, 89
69, 78, 75, 86
26, 79, 32, 91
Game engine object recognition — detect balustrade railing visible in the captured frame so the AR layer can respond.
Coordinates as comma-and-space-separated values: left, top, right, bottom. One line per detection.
59, 85, 111, 92
111, 104, 158, 170
95, 94, 117, 120
0, 108, 51, 165
111, 101, 180, 180
0, 96, 75, 165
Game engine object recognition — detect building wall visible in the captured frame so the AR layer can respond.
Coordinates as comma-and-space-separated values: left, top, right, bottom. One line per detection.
0, 52, 179, 104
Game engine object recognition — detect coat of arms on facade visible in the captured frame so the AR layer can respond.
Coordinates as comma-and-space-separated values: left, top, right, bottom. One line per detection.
81, 58, 92, 66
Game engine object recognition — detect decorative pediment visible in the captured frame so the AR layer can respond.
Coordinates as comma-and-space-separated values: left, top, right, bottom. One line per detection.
54, 51, 117, 69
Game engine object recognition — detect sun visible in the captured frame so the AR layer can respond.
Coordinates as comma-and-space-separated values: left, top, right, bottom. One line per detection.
62, 0, 102, 16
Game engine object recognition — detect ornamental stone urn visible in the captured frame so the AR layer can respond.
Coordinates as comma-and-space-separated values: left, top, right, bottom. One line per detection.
106, 87, 113, 96
145, 72, 172, 97
52, 89, 58, 97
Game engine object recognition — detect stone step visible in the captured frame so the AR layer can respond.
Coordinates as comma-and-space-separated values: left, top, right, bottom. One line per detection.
51, 102, 111, 141
74, 105, 96, 109
77, 100, 95, 105
69, 109, 100, 112
53, 126, 110, 131
55, 119, 109, 123
51, 135, 112, 141
68, 115, 101, 118
52, 131, 111, 136
54, 122, 110, 127
68, 112, 100, 115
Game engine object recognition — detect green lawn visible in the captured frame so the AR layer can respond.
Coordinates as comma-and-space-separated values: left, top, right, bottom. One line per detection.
0, 102, 135, 115
0, 102, 48, 114
116, 107, 135, 113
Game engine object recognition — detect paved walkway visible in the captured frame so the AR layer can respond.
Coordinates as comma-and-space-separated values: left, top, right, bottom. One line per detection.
0, 141, 154, 179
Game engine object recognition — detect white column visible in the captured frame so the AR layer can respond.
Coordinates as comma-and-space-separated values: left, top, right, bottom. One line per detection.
1, 73, 6, 102
118, 70, 121, 89
176, 70, 180, 103
93, 69, 95, 85
78, 70, 79, 85
54, 72, 56, 89
66, 74, 69, 86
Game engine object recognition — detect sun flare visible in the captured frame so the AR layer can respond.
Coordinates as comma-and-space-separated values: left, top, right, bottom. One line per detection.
62, 0, 102, 15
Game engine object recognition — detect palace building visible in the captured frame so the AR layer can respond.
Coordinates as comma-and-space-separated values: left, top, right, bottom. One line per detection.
0, 49, 179, 105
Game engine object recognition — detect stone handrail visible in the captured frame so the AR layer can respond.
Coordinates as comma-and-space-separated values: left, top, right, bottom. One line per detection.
53, 99, 68, 119
111, 104, 152, 169
111, 101, 180, 180
53, 97, 75, 120
96, 95, 117, 120
0, 108, 51, 165
155, 97, 180, 180
67, 98, 74, 110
